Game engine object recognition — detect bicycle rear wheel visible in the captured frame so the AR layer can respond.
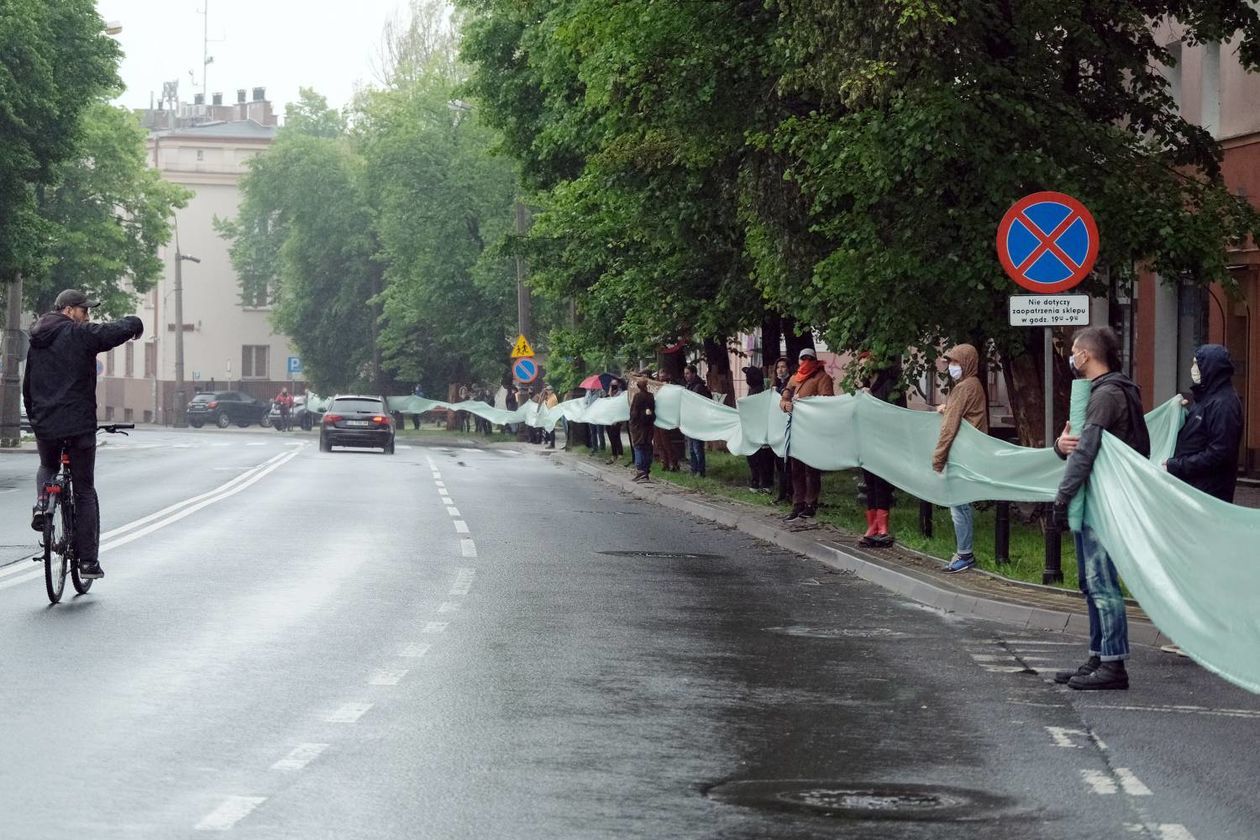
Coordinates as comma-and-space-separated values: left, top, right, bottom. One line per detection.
43, 496, 68, 604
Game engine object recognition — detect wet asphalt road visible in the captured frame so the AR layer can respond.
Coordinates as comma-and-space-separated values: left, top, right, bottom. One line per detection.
0, 428, 1257, 839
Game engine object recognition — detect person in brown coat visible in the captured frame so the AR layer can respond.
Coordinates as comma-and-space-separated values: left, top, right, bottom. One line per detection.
779, 346, 835, 521
629, 372, 657, 482
653, 369, 681, 471
931, 343, 990, 572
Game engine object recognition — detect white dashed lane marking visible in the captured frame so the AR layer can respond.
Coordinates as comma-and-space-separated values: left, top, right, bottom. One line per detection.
438, 602, 460, 613
422, 621, 449, 634
195, 796, 267, 831
326, 703, 373, 723
1080, 769, 1117, 795
1080, 768, 1151, 797
1114, 768, 1152, 796
460, 539, 477, 557
447, 506, 461, 516
271, 743, 328, 772
454, 520, 470, 534
369, 668, 409, 686
450, 568, 475, 596
400, 643, 432, 658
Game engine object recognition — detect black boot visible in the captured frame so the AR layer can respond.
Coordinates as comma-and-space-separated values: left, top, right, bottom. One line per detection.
1054, 655, 1100, 685
1069, 660, 1128, 691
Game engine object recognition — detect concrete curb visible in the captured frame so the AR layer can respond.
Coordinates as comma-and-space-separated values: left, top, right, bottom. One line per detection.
550, 449, 1166, 647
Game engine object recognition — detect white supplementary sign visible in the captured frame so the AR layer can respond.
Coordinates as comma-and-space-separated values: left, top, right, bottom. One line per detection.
1008, 294, 1090, 327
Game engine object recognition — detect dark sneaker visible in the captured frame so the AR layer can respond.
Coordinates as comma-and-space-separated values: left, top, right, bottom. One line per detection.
1069, 661, 1128, 691
784, 506, 806, 522
800, 505, 817, 519
78, 560, 104, 580
31, 505, 46, 532
1054, 655, 1100, 685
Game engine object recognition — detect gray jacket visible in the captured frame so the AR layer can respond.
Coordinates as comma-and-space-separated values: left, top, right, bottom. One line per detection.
1054, 371, 1150, 507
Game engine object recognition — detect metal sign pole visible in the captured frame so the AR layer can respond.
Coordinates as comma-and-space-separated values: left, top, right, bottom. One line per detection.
1043, 325, 1063, 584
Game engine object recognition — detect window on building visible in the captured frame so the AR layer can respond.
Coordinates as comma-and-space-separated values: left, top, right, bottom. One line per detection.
124, 343, 134, 378
242, 345, 270, 379
105, 350, 114, 377
144, 342, 156, 379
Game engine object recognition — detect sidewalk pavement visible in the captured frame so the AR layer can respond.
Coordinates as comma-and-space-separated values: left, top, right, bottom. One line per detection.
539, 446, 1179, 648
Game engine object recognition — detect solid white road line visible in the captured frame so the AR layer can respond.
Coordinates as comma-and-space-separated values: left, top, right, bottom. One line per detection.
271, 743, 328, 772
460, 539, 477, 558
195, 796, 267, 831
369, 668, 409, 686
1081, 703, 1260, 720
0, 449, 302, 592
400, 643, 432, 658
326, 703, 373, 723
453, 520, 470, 534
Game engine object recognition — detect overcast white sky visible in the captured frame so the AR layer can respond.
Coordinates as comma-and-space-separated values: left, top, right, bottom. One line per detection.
96, 0, 411, 116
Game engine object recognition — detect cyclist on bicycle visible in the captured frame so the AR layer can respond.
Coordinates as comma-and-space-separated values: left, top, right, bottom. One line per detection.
23, 289, 143, 580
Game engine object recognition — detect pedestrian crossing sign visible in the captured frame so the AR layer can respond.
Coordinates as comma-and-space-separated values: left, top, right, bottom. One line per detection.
510, 334, 535, 358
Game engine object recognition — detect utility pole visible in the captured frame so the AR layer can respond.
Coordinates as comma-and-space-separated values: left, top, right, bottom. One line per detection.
173, 233, 199, 428
513, 200, 532, 337
0, 275, 25, 447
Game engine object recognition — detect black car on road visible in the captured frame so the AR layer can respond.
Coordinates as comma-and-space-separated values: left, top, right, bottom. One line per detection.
319, 395, 395, 453
186, 391, 272, 429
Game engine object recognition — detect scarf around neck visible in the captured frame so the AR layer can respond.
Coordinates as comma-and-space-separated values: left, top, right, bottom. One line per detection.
793, 358, 821, 384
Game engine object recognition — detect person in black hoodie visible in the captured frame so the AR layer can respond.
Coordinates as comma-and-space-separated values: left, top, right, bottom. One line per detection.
24, 290, 143, 580
1052, 326, 1150, 691
1165, 344, 1243, 503
741, 366, 776, 491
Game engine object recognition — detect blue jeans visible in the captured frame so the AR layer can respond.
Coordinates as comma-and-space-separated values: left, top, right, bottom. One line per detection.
687, 437, 706, 476
949, 504, 974, 555
633, 444, 653, 474
1074, 523, 1129, 661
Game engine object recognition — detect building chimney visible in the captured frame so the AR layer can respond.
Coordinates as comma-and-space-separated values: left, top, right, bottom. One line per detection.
193, 93, 205, 106
252, 87, 266, 102
212, 92, 223, 106
237, 88, 247, 104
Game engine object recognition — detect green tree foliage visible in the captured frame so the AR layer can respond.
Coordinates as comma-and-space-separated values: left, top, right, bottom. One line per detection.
25, 103, 189, 316
0, 0, 121, 280
357, 73, 519, 393
218, 120, 380, 394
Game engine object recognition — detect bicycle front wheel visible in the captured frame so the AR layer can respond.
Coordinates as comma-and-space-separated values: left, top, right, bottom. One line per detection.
43, 496, 68, 604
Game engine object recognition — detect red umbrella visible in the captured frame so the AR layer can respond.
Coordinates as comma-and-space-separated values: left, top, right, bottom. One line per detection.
578, 373, 605, 389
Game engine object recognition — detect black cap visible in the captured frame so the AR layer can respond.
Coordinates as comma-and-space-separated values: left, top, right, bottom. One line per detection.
54, 289, 100, 310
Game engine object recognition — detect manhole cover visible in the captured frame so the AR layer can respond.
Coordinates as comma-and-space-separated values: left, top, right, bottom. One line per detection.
765, 626, 909, 639
706, 780, 1007, 822
597, 550, 726, 560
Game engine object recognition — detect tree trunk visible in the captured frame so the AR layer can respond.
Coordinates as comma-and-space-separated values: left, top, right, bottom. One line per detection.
703, 336, 735, 407
1001, 329, 1071, 447
657, 347, 685, 382
760, 312, 782, 373
782, 317, 814, 369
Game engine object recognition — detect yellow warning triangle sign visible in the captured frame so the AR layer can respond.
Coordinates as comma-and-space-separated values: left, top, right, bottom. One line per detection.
510, 334, 535, 358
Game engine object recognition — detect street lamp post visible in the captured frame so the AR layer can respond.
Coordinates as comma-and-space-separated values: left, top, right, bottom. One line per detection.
173, 235, 199, 428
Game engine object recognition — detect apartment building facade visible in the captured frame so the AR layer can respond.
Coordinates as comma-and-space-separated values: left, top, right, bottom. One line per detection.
98, 90, 305, 424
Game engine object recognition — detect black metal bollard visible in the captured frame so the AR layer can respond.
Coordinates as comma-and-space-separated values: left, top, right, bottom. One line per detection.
918, 500, 933, 539
1042, 503, 1064, 584
995, 502, 1010, 565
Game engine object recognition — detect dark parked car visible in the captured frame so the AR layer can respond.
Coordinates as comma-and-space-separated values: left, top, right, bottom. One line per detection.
186, 391, 272, 429
268, 394, 327, 431
319, 395, 395, 453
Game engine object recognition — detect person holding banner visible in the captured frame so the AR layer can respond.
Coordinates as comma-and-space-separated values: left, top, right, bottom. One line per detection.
1052, 326, 1150, 691
931, 344, 989, 572
629, 372, 657, 482
780, 347, 834, 521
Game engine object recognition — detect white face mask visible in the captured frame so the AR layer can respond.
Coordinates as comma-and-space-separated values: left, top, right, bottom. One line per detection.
947, 363, 963, 381
1191, 359, 1201, 385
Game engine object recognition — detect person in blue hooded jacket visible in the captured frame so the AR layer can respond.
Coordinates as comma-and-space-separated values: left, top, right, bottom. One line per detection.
1164, 344, 1243, 503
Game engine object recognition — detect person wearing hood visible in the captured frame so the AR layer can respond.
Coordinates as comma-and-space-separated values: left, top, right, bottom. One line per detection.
23, 290, 144, 580
779, 346, 835, 521
1052, 326, 1150, 691
771, 356, 793, 503
1165, 344, 1243, 503
629, 372, 657, 482
741, 365, 776, 491
931, 343, 989, 572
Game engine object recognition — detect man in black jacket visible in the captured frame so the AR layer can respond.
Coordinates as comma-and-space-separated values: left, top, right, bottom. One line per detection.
682, 363, 712, 477
1165, 344, 1243, 502
1052, 326, 1150, 691
24, 290, 144, 579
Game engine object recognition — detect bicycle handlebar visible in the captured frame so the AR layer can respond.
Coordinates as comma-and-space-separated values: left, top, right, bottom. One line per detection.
97, 423, 135, 435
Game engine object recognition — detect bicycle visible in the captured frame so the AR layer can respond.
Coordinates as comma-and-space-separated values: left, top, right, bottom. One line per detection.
35, 423, 134, 604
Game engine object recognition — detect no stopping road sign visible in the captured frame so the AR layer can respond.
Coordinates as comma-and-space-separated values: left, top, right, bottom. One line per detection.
997, 192, 1098, 294
513, 357, 539, 384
